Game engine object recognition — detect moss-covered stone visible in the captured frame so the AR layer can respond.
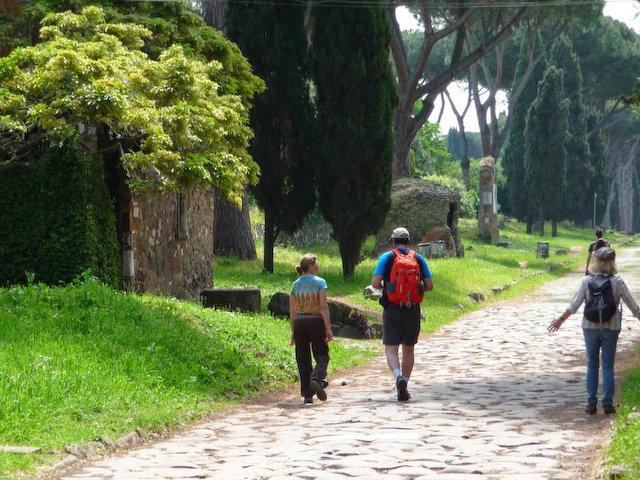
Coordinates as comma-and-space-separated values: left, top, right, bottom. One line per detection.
373, 179, 462, 256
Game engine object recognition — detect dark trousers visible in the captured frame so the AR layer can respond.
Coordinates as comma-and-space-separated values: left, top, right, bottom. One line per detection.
294, 315, 330, 398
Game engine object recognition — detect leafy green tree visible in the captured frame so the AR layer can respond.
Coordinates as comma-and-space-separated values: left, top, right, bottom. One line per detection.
0, 5, 264, 204
549, 35, 591, 229
600, 110, 640, 232
525, 66, 569, 236
412, 121, 450, 177
569, 16, 640, 119
502, 33, 547, 231
311, 4, 397, 278
567, 16, 640, 229
465, 8, 600, 162
226, 0, 315, 273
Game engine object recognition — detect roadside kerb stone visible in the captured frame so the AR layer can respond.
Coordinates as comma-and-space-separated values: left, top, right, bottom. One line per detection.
51, 246, 640, 479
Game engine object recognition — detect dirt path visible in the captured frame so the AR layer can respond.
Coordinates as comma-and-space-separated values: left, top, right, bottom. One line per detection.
47, 246, 640, 480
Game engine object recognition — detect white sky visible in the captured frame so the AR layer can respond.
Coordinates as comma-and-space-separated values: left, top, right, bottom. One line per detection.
396, 1, 640, 133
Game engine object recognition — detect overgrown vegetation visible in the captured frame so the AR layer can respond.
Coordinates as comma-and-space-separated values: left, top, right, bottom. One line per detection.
0, 145, 120, 287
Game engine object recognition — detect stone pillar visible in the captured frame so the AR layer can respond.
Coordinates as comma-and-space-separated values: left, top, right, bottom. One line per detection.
478, 156, 499, 244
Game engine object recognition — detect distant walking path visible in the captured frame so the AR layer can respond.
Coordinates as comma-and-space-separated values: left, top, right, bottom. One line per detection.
52, 246, 640, 480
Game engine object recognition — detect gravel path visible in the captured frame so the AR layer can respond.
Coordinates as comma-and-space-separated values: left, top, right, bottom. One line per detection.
53, 245, 640, 480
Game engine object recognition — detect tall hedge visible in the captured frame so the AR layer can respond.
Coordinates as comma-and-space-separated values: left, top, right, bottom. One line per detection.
0, 145, 120, 286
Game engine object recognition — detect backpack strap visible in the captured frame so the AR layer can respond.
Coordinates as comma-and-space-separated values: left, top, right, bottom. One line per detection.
383, 249, 399, 284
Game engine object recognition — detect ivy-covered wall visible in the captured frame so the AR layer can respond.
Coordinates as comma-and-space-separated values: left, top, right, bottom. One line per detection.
0, 145, 121, 287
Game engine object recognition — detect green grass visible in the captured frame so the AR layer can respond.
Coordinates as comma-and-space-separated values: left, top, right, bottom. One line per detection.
606, 247, 640, 480
0, 218, 628, 479
215, 218, 603, 334
608, 367, 640, 479
0, 274, 377, 478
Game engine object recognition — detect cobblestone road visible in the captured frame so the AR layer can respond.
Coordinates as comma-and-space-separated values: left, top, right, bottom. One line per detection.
54, 246, 640, 480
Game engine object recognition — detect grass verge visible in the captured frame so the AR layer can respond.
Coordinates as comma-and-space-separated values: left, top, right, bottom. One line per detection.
605, 245, 640, 479
608, 367, 640, 479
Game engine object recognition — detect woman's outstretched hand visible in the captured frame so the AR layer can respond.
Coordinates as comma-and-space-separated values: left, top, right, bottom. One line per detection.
548, 317, 564, 333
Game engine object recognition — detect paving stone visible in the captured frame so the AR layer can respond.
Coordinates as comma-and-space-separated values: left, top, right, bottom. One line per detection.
53, 247, 640, 480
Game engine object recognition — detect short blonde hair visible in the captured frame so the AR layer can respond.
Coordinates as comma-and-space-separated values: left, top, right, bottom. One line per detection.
591, 256, 617, 276
296, 253, 317, 276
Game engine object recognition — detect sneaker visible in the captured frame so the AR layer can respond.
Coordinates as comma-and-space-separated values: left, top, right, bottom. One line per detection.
585, 404, 597, 415
603, 405, 616, 415
396, 376, 410, 401
310, 379, 327, 401
304, 397, 313, 404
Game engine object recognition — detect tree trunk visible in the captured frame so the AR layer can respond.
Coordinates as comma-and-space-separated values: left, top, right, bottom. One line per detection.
393, 101, 424, 179
617, 160, 635, 232
551, 218, 558, 237
203, 0, 227, 30
263, 211, 276, 273
603, 177, 617, 230
607, 139, 640, 233
201, 0, 257, 262
338, 236, 363, 279
526, 216, 533, 234
539, 208, 545, 237
213, 189, 257, 260
444, 88, 472, 190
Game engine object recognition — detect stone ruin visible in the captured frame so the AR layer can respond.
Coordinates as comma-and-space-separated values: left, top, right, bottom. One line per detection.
373, 178, 463, 257
478, 156, 499, 244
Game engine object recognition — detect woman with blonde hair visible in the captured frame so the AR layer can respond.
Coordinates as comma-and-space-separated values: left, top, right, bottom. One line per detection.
290, 253, 332, 403
549, 247, 640, 415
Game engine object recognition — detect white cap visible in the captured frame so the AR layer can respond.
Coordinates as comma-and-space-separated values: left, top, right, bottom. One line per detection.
391, 227, 410, 239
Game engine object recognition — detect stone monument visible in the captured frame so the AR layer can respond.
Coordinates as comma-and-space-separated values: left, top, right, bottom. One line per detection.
478, 156, 499, 244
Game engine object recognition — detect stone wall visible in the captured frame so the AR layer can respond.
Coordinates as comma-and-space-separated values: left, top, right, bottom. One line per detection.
128, 189, 213, 298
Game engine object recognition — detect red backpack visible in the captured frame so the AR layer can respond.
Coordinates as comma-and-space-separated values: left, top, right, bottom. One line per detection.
385, 248, 424, 307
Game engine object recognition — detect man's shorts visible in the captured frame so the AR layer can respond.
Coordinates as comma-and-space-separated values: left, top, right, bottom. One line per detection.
382, 303, 421, 346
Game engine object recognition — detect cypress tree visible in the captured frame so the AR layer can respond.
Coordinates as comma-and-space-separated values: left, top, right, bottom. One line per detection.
525, 66, 570, 237
310, 3, 398, 278
584, 104, 609, 224
502, 32, 547, 232
446, 127, 463, 162
550, 35, 591, 228
226, 0, 315, 272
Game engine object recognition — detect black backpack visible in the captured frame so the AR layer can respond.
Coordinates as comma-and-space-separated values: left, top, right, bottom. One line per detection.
584, 274, 618, 324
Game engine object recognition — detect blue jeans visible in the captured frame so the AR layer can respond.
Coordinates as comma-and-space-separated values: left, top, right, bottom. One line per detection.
583, 327, 619, 406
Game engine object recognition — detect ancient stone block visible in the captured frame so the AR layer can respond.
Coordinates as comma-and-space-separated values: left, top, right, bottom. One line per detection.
363, 285, 382, 300
268, 292, 290, 318
201, 288, 261, 313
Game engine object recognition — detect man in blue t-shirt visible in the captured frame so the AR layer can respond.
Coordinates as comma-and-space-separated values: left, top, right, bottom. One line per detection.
371, 227, 433, 401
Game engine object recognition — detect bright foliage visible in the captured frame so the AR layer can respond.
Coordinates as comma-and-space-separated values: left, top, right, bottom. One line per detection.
0, 6, 264, 204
